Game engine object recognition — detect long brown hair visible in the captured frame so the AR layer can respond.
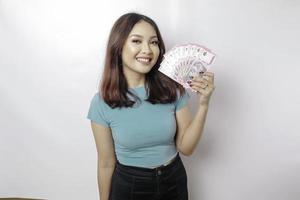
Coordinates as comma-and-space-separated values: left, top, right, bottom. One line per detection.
99, 12, 186, 108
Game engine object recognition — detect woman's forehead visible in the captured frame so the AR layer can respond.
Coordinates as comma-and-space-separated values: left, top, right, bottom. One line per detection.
129, 21, 157, 38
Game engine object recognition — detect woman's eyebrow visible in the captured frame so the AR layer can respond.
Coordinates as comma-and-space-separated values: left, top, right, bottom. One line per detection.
129, 34, 158, 39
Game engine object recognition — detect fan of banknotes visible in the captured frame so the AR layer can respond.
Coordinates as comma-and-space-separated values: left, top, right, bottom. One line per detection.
158, 43, 216, 91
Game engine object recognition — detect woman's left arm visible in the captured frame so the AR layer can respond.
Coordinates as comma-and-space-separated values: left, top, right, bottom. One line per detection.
175, 72, 215, 156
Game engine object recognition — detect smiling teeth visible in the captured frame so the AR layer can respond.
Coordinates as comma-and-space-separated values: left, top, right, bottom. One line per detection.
137, 58, 151, 62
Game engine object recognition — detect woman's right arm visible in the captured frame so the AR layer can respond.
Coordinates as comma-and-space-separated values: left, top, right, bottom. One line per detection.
90, 122, 116, 200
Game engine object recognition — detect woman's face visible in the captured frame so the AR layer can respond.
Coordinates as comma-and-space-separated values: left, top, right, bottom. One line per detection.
121, 20, 160, 76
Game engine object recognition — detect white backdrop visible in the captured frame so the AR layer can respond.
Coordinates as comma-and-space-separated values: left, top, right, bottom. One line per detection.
1, 0, 299, 199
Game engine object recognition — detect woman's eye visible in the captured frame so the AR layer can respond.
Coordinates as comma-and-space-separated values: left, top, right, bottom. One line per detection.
132, 40, 141, 44
132, 40, 159, 45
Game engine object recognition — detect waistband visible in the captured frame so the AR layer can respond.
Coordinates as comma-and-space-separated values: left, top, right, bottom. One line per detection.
148, 153, 178, 168
115, 153, 181, 177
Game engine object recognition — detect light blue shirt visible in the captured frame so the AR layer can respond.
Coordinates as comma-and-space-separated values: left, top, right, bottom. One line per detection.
87, 85, 190, 168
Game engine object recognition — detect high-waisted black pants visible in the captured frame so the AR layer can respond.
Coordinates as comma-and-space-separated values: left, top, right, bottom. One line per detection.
109, 153, 188, 200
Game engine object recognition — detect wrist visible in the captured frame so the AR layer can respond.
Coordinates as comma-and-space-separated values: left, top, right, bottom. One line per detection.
198, 97, 211, 106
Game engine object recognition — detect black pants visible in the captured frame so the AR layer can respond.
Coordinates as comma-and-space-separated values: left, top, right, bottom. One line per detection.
109, 153, 188, 200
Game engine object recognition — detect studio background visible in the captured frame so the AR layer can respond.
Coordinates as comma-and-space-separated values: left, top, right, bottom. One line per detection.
0, 0, 299, 199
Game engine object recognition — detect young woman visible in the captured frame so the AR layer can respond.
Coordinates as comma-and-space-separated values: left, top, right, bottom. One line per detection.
87, 12, 215, 200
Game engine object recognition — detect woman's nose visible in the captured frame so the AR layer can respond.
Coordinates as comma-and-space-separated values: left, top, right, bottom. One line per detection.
141, 43, 152, 54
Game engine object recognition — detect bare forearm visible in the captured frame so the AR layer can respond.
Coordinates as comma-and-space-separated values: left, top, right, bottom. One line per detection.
181, 103, 209, 155
98, 164, 115, 200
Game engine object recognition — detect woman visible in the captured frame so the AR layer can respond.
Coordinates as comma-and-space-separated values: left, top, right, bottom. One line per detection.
87, 12, 215, 200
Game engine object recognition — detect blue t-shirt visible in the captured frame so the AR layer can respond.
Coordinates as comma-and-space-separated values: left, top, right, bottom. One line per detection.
87, 85, 190, 168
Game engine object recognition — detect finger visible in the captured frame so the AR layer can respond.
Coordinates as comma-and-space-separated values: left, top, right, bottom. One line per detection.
190, 85, 206, 94
191, 72, 213, 77
190, 74, 213, 85
203, 73, 214, 83
191, 77, 210, 84
189, 80, 209, 89
203, 75, 210, 82
203, 72, 214, 77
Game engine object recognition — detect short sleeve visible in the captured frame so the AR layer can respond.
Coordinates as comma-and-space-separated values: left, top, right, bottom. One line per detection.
87, 93, 110, 127
175, 90, 190, 111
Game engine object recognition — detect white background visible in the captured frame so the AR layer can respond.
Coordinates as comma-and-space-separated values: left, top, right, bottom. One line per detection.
1, 0, 299, 199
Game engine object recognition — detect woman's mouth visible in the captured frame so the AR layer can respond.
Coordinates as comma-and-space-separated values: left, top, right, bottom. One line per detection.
136, 57, 152, 65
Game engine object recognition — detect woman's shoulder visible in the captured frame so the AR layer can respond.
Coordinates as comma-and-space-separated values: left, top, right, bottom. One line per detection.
91, 92, 102, 102
91, 92, 110, 108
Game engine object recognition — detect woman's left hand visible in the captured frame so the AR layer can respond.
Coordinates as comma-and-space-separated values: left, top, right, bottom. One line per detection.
187, 71, 215, 105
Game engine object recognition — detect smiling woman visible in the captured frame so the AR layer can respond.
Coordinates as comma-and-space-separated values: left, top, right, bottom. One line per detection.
98, 12, 186, 109
121, 21, 160, 83
87, 13, 190, 200
126, 33, 159, 62
87, 12, 214, 200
